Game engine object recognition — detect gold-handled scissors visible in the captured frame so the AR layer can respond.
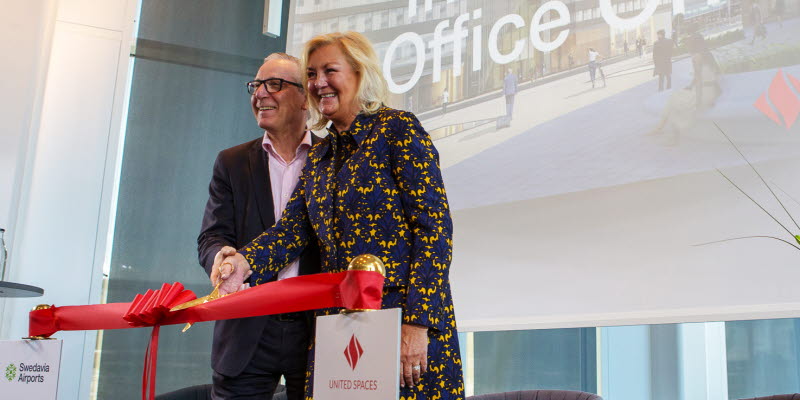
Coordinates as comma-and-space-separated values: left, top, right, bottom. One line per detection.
170, 281, 223, 332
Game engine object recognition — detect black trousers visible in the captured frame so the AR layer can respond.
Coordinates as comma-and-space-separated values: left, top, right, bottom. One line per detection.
211, 316, 310, 400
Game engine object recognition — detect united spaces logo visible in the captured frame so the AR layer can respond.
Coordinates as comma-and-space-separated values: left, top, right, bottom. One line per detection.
754, 69, 800, 130
327, 333, 378, 391
5, 364, 16, 382
343, 334, 364, 371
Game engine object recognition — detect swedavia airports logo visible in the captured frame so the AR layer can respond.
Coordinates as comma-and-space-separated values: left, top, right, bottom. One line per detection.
5, 363, 16, 382
2, 362, 50, 384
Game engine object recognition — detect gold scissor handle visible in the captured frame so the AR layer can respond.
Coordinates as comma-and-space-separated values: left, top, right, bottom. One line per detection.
171, 281, 223, 332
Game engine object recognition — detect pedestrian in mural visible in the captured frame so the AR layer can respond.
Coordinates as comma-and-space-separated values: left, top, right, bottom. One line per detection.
407, 94, 414, 113
441, 87, 449, 114
750, 1, 761, 44
624, 40, 629, 56
750, 2, 766, 44
648, 34, 721, 145
652, 29, 674, 91
774, 0, 785, 28
568, 52, 575, 69
637, 38, 643, 57
588, 48, 606, 88
503, 68, 518, 120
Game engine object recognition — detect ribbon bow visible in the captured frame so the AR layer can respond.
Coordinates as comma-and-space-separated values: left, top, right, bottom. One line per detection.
121, 282, 197, 400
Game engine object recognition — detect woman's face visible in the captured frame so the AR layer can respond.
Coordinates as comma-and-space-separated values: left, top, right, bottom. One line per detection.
306, 44, 360, 129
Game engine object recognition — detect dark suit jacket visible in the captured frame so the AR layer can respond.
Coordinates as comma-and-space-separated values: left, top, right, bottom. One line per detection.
197, 137, 320, 377
653, 38, 674, 75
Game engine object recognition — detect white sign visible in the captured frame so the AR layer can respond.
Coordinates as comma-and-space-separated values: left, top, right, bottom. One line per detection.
0, 339, 62, 400
313, 308, 401, 400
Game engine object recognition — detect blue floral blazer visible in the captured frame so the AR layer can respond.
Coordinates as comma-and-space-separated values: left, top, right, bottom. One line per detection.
240, 107, 453, 331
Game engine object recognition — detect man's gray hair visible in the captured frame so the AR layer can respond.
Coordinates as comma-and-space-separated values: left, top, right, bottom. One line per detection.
264, 52, 301, 66
263, 52, 303, 91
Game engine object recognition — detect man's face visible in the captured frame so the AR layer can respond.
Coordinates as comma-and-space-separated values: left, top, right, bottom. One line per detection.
251, 59, 307, 132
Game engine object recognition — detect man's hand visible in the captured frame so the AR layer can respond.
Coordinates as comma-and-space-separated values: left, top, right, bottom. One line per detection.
210, 246, 252, 295
210, 246, 237, 286
399, 323, 428, 388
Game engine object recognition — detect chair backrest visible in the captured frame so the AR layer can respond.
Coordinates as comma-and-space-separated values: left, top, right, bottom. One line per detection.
468, 389, 602, 400
155, 384, 212, 400
739, 395, 800, 400
155, 383, 286, 400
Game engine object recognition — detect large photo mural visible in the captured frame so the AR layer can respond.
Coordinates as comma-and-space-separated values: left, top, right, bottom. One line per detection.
287, 0, 800, 329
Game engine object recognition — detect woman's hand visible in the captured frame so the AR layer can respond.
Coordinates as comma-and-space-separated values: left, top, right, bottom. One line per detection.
400, 323, 428, 388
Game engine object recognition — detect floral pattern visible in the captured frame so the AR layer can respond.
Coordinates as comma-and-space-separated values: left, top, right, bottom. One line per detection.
240, 107, 464, 399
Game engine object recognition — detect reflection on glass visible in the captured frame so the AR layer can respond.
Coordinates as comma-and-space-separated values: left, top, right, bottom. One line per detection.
456, 319, 800, 399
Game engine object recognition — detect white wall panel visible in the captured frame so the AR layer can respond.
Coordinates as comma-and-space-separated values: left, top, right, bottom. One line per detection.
0, 0, 56, 244
452, 157, 800, 331
1, 17, 129, 400
57, 0, 129, 32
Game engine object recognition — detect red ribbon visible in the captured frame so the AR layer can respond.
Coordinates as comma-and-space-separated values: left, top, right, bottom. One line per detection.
28, 270, 384, 400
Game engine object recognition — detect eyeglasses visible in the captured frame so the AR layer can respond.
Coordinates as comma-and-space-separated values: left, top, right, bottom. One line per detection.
246, 78, 303, 95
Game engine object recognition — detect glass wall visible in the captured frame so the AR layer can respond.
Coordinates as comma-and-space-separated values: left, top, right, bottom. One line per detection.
472, 328, 596, 395
455, 319, 800, 400
727, 319, 800, 399
97, 1, 290, 398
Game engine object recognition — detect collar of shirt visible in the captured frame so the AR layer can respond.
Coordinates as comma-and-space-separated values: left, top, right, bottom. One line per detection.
325, 108, 385, 151
261, 130, 313, 165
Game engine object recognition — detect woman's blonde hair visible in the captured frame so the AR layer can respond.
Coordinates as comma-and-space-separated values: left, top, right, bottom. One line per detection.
302, 31, 389, 129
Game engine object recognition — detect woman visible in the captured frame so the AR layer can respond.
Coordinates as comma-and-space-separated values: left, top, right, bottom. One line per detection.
216, 31, 465, 400
648, 34, 721, 144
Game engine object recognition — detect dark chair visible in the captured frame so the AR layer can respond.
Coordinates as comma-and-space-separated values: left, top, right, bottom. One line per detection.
155, 383, 286, 400
155, 384, 212, 400
468, 390, 602, 400
739, 395, 800, 400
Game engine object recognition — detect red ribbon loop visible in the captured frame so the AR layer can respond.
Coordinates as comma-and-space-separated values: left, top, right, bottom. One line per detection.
123, 283, 196, 327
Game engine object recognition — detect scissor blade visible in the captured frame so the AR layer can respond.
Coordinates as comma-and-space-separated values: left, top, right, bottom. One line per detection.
170, 284, 222, 312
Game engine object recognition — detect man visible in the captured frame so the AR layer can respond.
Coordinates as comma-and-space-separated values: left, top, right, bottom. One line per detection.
503, 68, 518, 120
588, 48, 606, 88
197, 53, 320, 400
750, 2, 767, 45
652, 29, 674, 91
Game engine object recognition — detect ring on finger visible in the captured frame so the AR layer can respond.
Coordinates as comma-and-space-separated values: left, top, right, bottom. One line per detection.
412, 365, 421, 371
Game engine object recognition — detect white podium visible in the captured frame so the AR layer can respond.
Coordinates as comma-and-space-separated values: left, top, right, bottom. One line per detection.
0, 339, 62, 399
313, 308, 401, 400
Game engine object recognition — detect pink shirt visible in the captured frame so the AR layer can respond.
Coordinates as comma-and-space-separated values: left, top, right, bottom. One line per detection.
262, 130, 312, 280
